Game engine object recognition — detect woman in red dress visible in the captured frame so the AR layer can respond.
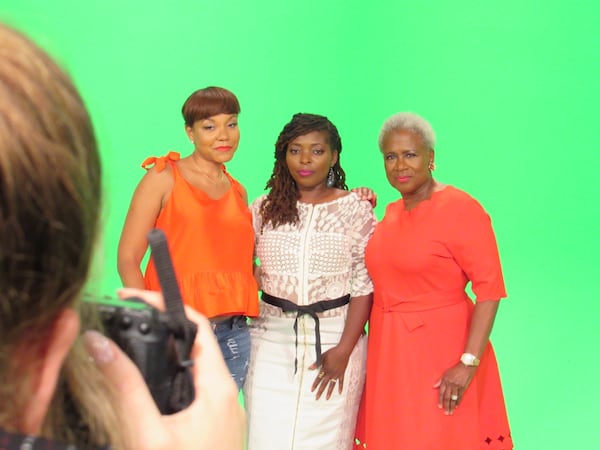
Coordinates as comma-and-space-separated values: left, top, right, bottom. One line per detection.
357, 112, 512, 449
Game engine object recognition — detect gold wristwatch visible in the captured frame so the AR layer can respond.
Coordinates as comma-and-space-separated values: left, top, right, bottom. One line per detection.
460, 352, 480, 367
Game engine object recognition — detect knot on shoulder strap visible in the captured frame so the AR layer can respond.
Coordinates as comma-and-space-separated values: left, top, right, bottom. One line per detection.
141, 151, 181, 172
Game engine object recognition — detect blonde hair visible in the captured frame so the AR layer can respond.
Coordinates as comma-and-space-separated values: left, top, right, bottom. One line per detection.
0, 23, 125, 448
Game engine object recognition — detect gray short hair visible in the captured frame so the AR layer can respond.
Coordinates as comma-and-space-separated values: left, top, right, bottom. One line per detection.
378, 112, 436, 151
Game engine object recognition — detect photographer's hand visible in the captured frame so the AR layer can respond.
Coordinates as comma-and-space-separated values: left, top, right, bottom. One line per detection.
84, 288, 246, 450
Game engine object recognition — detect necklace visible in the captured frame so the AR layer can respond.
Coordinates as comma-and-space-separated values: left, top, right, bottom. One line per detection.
196, 168, 225, 183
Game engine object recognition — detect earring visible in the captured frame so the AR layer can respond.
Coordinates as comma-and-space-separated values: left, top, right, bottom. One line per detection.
429, 160, 436, 171
326, 167, 335, 187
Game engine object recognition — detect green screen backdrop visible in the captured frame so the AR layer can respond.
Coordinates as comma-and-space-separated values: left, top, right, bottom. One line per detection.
2, 1, 598, 448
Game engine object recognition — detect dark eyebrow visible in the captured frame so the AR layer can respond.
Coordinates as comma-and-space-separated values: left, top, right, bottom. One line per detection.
201, 114, 238, 123
288, 141, 326, 147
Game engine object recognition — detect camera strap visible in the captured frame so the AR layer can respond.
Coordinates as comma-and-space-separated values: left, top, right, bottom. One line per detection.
147, 228, 197, 413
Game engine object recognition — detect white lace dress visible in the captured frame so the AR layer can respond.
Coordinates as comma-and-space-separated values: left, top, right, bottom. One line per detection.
244, 192, 376, 450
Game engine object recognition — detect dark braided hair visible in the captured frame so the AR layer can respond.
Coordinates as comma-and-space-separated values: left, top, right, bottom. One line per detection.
260, 113, 348, 229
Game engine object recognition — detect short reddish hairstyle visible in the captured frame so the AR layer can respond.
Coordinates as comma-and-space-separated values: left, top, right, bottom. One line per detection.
181, 86, 241, 127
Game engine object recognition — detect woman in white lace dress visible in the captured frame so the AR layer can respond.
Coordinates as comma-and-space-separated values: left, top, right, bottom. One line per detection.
244, 113, 376, 450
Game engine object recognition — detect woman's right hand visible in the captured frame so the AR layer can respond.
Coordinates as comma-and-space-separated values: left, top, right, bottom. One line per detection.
309, 345, 351, 400
84, 288, 246, 450
350, 186, 377, 208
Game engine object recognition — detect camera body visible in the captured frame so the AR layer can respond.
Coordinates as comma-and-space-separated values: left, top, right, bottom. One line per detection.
89, 295, 193, 414
96, 297, 177, 413
88, 228, 196, 414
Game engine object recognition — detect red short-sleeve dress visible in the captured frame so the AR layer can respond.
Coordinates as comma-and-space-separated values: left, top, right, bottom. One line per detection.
357, 186, 512, 450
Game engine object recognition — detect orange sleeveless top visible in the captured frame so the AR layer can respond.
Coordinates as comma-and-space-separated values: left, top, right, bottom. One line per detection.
141, 151, 258, 318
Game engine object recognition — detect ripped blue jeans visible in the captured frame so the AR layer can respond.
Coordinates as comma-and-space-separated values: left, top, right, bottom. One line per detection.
212, 315, 250, 390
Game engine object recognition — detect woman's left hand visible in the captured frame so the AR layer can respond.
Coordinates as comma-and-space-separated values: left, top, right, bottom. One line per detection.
433, 363, 477, 415
309, 346, 350, 400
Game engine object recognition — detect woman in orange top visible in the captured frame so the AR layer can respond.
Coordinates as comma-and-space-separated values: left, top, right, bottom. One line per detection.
356, 112, 512, 449
117, 87, 258, 389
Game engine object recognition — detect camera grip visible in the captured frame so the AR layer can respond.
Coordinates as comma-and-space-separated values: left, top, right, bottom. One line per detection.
99, 303, 174, 412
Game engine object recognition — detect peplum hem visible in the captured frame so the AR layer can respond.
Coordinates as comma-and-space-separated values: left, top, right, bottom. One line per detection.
178, 270, 259, 318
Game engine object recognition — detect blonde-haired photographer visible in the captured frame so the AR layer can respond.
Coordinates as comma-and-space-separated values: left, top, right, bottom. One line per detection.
0, 22, 245, 450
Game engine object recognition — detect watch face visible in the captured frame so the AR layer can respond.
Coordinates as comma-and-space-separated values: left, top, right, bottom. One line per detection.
461, 353, 479, 366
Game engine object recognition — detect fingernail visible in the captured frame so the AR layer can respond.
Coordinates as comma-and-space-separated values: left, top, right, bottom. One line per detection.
83, 330, 114, 365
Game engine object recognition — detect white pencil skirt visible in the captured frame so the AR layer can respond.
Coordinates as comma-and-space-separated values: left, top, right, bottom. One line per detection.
244, 312, 367, 450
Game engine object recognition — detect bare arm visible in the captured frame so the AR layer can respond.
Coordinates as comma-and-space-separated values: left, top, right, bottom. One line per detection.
313, 293, 372, 395
464, 300, 499, 357
337, 294, 372, 356
434, 300, 500, 415
310, 294, 372, 400
433, 196, 506, 414
117, 168, 173, 288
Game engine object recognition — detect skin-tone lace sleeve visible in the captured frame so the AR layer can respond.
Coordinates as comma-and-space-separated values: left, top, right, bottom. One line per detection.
348, 197, 377, 297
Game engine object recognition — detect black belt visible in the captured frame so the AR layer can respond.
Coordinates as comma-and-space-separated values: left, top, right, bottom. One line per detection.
261, 292, 350, 373
211, 315, 246, 332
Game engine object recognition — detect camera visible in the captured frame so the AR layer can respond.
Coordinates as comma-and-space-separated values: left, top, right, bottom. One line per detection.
88, 295, 190, 414
86, 229, 196, 414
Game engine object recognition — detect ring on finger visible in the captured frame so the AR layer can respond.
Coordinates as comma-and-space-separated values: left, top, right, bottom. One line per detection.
317, 371, 325, 379
330, 378, 338, 384
450, 394, 458, 401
